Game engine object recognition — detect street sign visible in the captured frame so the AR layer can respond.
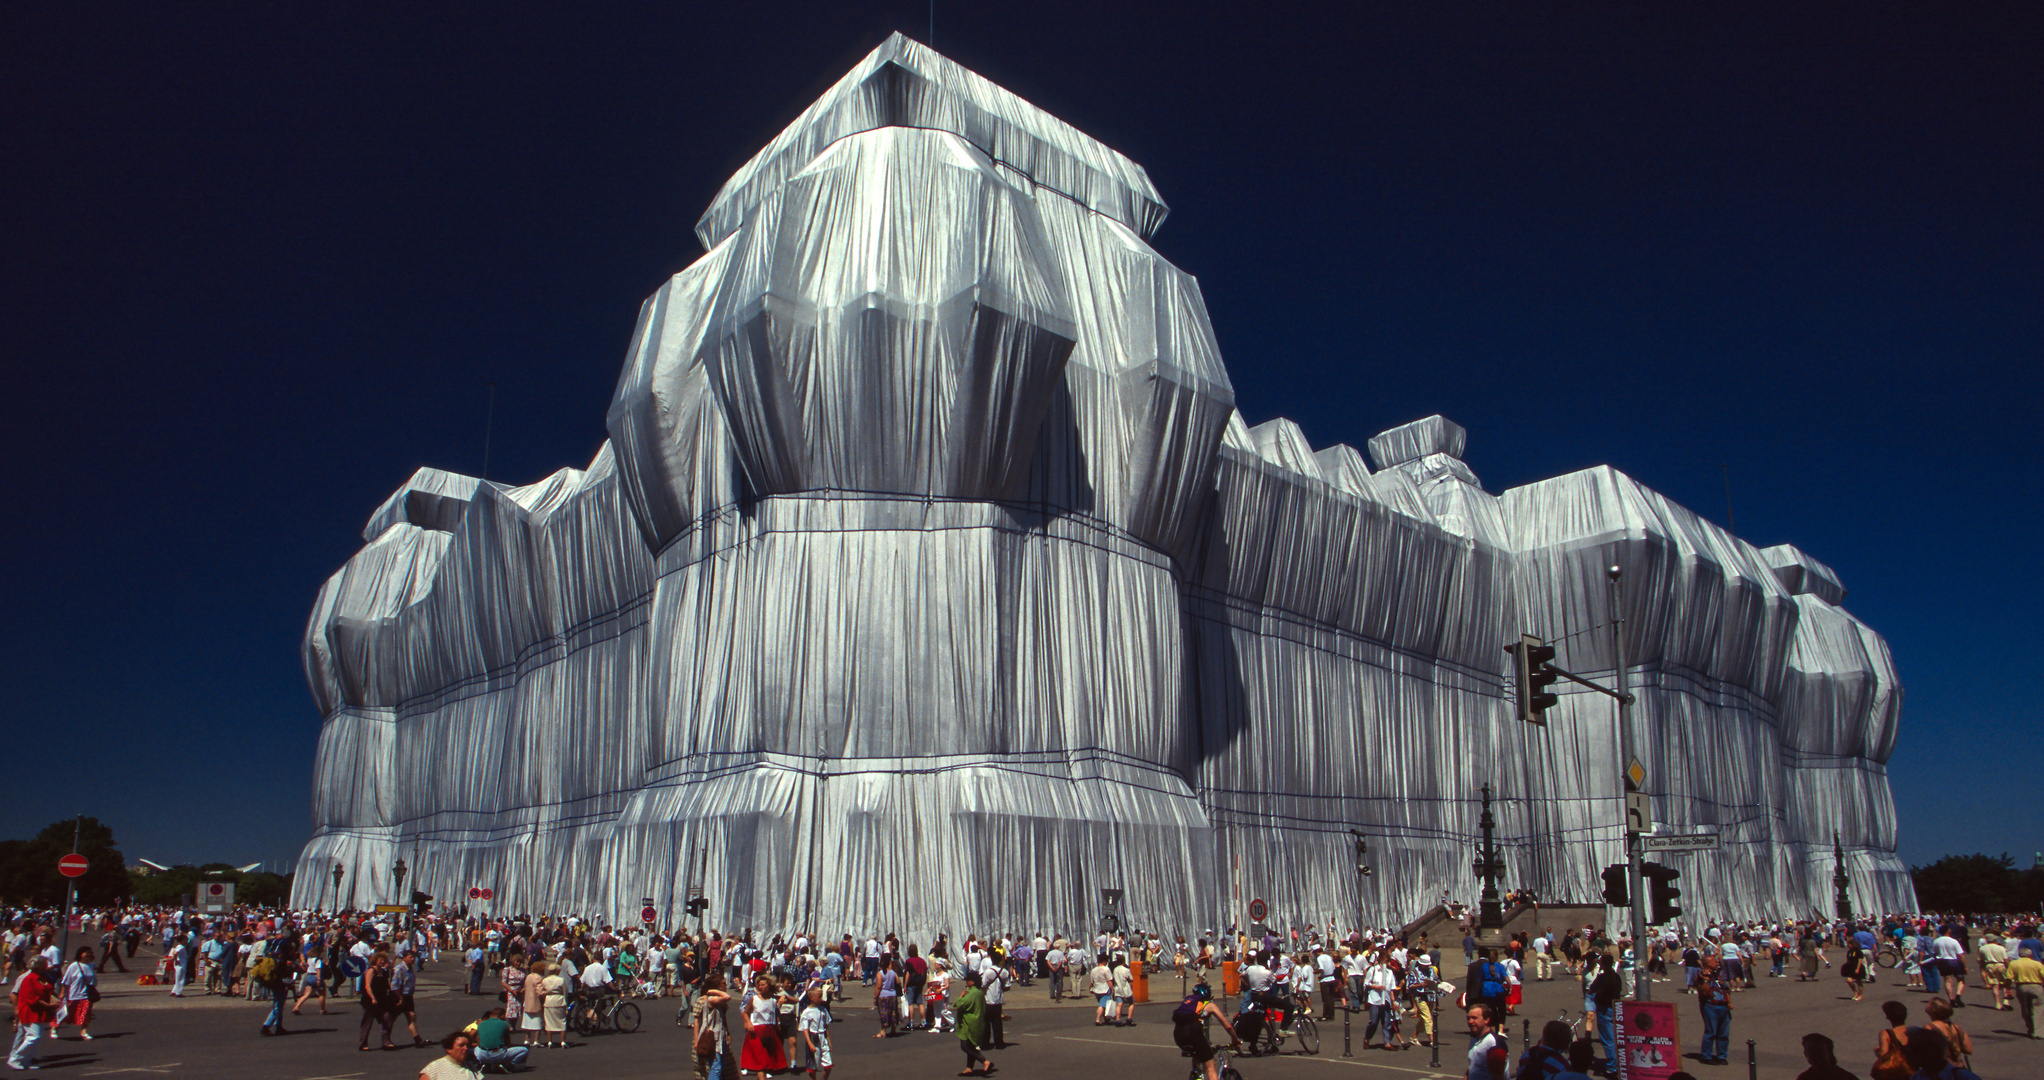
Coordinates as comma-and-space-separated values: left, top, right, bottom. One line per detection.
641, 906, 658, 924
641, 896, 655, 907
58, 854, 88, 878
1625, 792, 1652, 834
469, 887, 482, 899
1643, 833, 1720, 853
480, 888, 494, 901
374, 904, 408, 914
1248, 897, 1268, 923
1625, 758, 1647, 791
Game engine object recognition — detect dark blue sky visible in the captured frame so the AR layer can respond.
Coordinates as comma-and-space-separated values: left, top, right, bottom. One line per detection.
4, 3, 2037, 872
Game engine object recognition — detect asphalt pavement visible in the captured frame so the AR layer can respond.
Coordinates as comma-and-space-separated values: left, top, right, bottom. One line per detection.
25, 953, 2037, 1079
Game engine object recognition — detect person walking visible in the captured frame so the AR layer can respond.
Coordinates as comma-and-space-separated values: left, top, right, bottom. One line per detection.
1696, 951, 1734, 1067
1112, 953, 1135, 1027
357, 951, 398, 1051
293, 947, 331, 1015
58, 947, 97, 1041
691, 971, 731, 1080
9, 957, 59, 1071
982, 954, 1008, 1047
2005, 945, 2043, 1038
1844, 946, 1871, 1002
798, 985, 833, 1080
741, 974, 790, 1080
954, 971, 993, 1076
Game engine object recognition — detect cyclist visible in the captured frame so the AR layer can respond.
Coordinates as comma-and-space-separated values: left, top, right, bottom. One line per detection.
1172, 982, 1237, 1080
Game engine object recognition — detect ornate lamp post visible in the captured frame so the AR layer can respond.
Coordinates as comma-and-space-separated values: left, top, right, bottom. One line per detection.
331, 863, 345, 913
1832, 832, 1852, 921
1473, 783, 1507, 945
392, 857, 408, 908
1349, 829, 1373, 938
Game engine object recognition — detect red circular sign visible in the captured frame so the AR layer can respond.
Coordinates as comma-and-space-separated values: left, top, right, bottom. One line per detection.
58, 854, 89, 878
641, 906, 658, 923
480, 888, 494, 900
208, 883, 225, 896
1248, 897, 1268, 923
468, 887, 482, 899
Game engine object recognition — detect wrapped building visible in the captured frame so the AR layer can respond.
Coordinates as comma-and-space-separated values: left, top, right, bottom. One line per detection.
292, 35, 1914, 932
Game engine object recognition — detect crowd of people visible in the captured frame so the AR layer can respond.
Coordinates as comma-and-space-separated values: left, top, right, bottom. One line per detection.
4, 901, 2037, 1080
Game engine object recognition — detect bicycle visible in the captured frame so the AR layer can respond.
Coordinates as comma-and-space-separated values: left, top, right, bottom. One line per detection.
1242, 991, 1319, 1057
1874, 944, 1902, 970
1184, 1016, 1245, 1080
571, 989, 642, 1035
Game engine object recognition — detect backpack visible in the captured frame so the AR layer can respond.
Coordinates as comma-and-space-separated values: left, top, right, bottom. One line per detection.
1480, 961, 1507, 1000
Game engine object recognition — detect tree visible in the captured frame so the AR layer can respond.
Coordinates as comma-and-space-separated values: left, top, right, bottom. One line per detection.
0, 818, 128, 907
1910, 852, 2044, 914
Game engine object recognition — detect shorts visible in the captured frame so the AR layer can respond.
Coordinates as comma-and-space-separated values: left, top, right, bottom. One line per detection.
1942, 958, 1965, 978
1173, 1023, 1215, 1063
1098, 993, 1116, 1009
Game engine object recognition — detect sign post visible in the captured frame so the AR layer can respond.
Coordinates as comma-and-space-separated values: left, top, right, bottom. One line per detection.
1643, 834, 1720, 854
57, 840, 86, 960
1615, 999, 1680, 1079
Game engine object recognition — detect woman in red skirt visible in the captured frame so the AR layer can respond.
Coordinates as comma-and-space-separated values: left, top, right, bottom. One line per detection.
740, 974, 790, 1080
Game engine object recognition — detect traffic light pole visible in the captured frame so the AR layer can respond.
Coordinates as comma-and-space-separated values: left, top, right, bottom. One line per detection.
1611, 566, 1648, 1003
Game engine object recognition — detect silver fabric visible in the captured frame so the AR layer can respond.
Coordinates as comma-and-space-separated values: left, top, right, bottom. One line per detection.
292, 34, 1913, 932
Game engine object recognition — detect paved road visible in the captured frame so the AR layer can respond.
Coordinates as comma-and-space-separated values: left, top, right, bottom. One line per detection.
27, 955, 2036, 1079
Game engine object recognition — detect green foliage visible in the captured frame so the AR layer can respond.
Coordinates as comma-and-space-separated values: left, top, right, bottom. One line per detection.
0, 818, 129, 907
1910, 852, 2044, 914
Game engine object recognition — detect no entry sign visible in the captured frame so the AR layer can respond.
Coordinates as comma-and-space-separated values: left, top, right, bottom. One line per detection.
58, 854, 89, 878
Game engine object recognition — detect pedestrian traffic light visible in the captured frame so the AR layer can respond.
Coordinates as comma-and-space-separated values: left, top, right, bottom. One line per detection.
411, 890, 432, 915
1643, 861, 1682, 923
1600, 863, 1630, 908
685, 896, 709, 918
1505, 634, 1560, 725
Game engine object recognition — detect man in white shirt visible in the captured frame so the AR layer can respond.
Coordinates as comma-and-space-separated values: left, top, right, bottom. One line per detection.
1530, 933, 1551, 981
1088, 957, 1115, 1026
862, 937, 881, 985
580, 956, 615, 993
1932, 930, 1967, 1005
1364, 953, 1400, 1048
1315, 947, 1340, 1019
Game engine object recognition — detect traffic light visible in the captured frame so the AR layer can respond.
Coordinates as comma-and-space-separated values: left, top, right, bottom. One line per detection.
1600, 863, 1630, 908
1643, 862, 1682, 923
685, 896, 709, 918
1505, 634, 1560, 725
411, 890, 433, 915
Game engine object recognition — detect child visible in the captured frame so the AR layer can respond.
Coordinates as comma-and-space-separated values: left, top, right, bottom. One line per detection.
799, 986, 833, 1080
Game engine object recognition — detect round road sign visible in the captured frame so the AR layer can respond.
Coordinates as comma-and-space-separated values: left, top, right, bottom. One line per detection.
58, 854, 89, 878
480, 888, 494, 901
641, 905, 658, 924
1248, 897, 1268, 923
469, 887, 482, 900
207, 883, 224, 896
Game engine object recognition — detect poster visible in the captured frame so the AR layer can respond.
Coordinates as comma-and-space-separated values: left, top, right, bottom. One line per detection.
1616, 999, 1680, 1080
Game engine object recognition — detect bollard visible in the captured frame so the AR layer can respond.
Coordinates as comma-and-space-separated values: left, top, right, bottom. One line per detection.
1747, 1039, 1757, 1080
1343, 1006, 1352, 1056
1523, 1017, 1531, 1052
1429, 995, 1441, 1069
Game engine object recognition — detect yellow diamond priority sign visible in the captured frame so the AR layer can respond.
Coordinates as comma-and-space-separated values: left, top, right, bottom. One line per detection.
1626, 758, 1647, 791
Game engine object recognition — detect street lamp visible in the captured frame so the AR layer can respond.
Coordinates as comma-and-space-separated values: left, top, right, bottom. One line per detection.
1349, 829, 1372, 938
1472, 783, 1507, 945
331, 863, 345, 913
1832, 833, 1852, 921
392, 857, 408, 907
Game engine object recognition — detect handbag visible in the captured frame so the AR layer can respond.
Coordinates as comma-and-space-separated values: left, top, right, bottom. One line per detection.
86, 984, 102, 1004
1869, 1030, 1908, 1080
